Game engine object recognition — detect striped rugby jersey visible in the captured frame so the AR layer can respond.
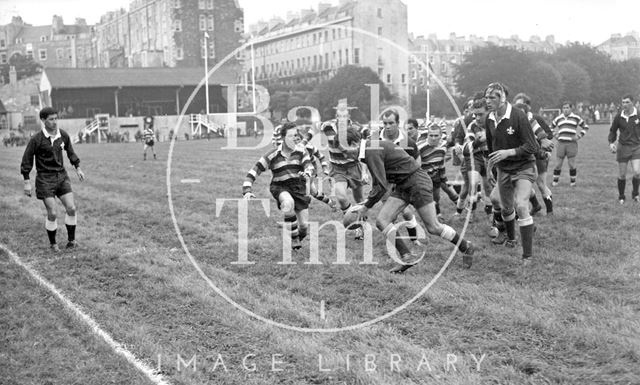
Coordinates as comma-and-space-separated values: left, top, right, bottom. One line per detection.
143, 128, 155, 143
243, 144, 313, 195
417, 140, 447, 181
461, 121, 489, 158
551, 113, 588, 142
304, 142, 330, 174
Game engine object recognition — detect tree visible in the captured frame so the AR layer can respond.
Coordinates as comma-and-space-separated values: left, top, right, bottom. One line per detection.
0, 53, 42, 83
556, 61, 592, 105
315, 65, 392, 122
553, 43, 611, 103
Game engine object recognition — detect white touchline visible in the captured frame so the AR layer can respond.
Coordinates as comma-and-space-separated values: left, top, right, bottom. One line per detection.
320, 300, 326, 320
0, 243, 172, 385
180, 179, 201, 184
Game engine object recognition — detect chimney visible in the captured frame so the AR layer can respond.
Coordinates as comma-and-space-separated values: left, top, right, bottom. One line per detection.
9, 66, 17, 85
268, 17, 283, 30
300, 9, 315, 19
75, 18, 87, 26
318, 2, 331, 14
52, 15, 64, 34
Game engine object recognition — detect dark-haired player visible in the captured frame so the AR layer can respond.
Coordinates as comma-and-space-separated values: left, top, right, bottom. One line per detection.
21, 107, 86, 251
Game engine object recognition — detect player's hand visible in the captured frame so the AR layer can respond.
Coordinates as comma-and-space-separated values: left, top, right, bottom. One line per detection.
23, 180, 32, 197
361, 172, 370, 185
488, 149, 512, 168
609, 143, 617, 153
75, 167, 85, 182
540, 138, 554, 151
243, 192, 256, 200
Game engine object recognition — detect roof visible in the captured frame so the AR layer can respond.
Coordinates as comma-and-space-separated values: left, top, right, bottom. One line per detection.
41, 66, 240, 90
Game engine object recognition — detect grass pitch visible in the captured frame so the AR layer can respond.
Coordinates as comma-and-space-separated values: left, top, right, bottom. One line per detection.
0, 125, 639, 384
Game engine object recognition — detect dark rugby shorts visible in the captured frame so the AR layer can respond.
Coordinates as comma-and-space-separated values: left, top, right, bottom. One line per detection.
391, 168, 434, 210
617, 143, 640, 163
270, 179, 311, 211
35, 171, 72, 200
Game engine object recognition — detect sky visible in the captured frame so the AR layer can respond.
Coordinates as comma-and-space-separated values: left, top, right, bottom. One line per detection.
1, 0, 639, 46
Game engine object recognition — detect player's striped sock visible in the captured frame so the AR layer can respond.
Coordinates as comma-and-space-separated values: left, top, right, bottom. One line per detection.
65, 214, 77, 242
313, 191, 332, 205
502, 210, 517, 241
46, 219, 57, 245
284, 214, 298, 240
553, 169, 561, 184
406, 217, 418, 241
618, 178, 626, 199
439, 225, 470, 252
518, 216, 534, 259
543, 195, 553, 213
570, 168, 577, 185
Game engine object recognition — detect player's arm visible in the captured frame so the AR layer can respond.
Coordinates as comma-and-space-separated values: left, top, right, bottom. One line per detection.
64, 132, 84, 181
362, 147, 389, 209
577, 117, 589, 139
242, 156, 268, 197
20, 137, 37, 196
608, 117, 619, 152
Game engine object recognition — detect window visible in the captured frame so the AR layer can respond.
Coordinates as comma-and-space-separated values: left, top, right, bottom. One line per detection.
234, 19, 243, 33
30, 95, 39, 106
40, 35, 48, 42
207, 15, 214, 31
206, 0, 213, 9
324, 31, 328, 41
56, 48, 64, 60
77, 47, 84, 59
199, 15, 206, 31
345, 49, 349, 65
172, 0, 181, 8
198, 0, 205, 9
324, 53, 329, 69
338, 50, 342, 66
0, 53, 6, 64
15, 38, 22, 44
174, 19, 182, 31
209, 40, 215, 58
332, 30, 335, 40
402, 74, 406, 84
354, 48, 359, 64
377, 27, 382, 36
39, 49, 47, 60
175, 46, 183, 60
377, 8, 382, 17
0, 39, 5, 49
386, 74, 391, 83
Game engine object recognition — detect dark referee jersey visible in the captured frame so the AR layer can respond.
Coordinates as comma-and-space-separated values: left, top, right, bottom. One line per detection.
485, 103, 539, 172
358, 139, 420, 209
21, 129, 80, 180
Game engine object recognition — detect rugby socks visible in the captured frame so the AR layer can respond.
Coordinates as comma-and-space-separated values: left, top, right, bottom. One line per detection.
553, 169, 561, 184
618, 178, 626, 200
529, 193, 541, 211
518, 216, 535, 259
543, 195, 553, 214
439, 225, 470, 252
435, 202, 441, 215
382, 223, 411, 257
406, 216, 418, 241
313, 191, 332, 205
64, 214, 77, 242
45, 219, 57, 245
493, 209, 505, 232
502, 209, 517, 241
632, 176, 640, 198
570, 168, 577, 185
284, 214, 298, 240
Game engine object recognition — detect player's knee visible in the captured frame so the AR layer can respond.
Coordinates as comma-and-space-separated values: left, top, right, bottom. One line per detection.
66, 205, 76, 216
280, 199, 295, 214
375, 217, 392, 232
515, 202, 529, 217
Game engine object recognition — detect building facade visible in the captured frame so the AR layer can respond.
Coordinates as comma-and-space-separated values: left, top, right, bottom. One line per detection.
597, 32, 640, 61
0, 16, 96, 69
96, 0, 244, 68
408, 33, 561, 96
245, 0, 409, 106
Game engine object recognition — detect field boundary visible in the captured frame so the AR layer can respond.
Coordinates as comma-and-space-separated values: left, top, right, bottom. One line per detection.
0, 243, 172, 385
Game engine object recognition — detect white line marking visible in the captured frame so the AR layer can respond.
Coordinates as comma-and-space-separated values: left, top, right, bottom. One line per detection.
180, 179, 201, 184
320, 300, 326, 320
0, 243, 171, 385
